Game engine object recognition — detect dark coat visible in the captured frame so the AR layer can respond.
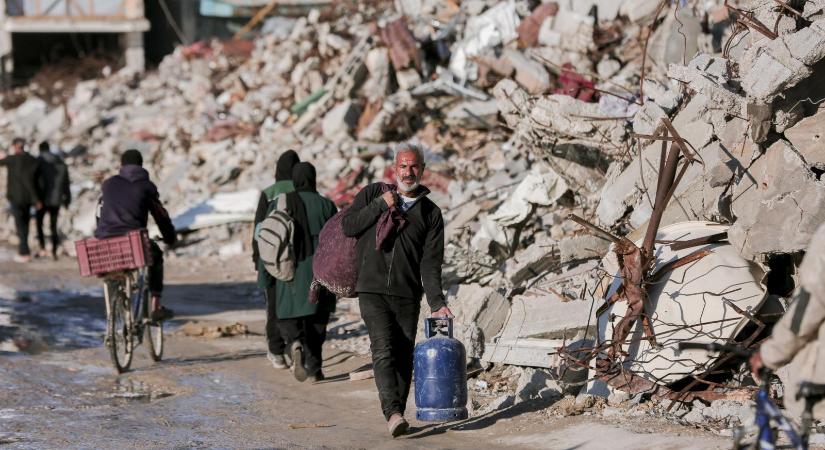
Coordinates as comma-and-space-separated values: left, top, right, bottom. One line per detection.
341, 182, 446, 312
0, 152, 42, 205
37, 152, 71, 208
275, 191, 337, 318
95, 165, 177, 245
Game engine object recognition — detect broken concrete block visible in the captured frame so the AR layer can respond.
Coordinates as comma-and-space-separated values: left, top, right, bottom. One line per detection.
493, 78, 531, 128
443, 284, 509, 359
729, 140, 825, 259
449, 1, 520, 81
679, 120, 714, 151
667, 55, 744, 117
36, 107, 66, 140
489, 165, 569, 227
515, 367, 561, 402
12, 98, 48, 136
599, 222, 766, 386
784, 107, 825, 168
322, 100, 361, 140
786, 25, 825, 65
503, 237, 558, 285
395, 68, 422, 91
482, 292, 592, 368
632, 101, 666, 136
501, 49, 550, 95
538, 8, 594, 53
445, 99, 499, 129
596, 58, 621, 79
620, 0, 662, 22
742, 50, 811, 100
559, 235, 610, 263
663, 9, 702, 66
531, 95, 597, 136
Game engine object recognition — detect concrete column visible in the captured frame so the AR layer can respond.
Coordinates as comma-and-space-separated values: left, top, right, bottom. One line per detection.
122, 31, 145, 73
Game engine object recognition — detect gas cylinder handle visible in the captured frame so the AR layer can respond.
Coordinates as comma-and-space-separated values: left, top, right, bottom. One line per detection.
425, 317, 453, 338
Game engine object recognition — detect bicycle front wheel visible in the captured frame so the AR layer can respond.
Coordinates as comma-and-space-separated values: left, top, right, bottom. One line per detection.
107, 288, 133, 373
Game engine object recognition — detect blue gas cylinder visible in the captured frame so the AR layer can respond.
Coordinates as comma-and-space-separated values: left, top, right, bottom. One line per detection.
414, 317, 468, 422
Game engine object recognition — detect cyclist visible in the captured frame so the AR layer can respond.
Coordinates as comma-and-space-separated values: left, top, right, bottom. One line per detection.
95, 149, 177, 322
750, 222, 825, 420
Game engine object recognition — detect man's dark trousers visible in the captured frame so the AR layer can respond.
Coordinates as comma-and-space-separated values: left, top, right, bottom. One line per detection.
148, 241, 164, 295
35, 206, 60, 254
358, 293, 420, 420
264, 285, 286, 355
10, 203, 32, 256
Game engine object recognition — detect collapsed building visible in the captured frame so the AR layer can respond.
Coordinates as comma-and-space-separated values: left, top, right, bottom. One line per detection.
1, 0, 824, 429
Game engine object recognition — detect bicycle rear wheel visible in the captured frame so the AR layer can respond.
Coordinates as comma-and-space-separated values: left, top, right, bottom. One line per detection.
107, 284, 133, 373
144, 304, 164, 361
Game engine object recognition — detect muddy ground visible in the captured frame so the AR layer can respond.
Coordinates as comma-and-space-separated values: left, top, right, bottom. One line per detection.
0, 249, 735, 449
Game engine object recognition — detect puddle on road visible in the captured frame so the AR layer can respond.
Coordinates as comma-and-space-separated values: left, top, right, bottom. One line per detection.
0, 286, 107, 354
112, 378, 175, 403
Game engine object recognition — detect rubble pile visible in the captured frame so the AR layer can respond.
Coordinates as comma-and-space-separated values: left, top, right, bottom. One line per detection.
1, 0, 825, 430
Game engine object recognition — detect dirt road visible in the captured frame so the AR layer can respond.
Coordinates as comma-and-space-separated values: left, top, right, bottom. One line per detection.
0, 250, 730, 449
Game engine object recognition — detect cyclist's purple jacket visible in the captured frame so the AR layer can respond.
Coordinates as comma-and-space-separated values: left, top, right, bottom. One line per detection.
95, 164, 177, 245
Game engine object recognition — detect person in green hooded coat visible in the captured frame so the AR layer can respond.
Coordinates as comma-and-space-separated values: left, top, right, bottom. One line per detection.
252, 150, 299, 370
276, 161, 337, 382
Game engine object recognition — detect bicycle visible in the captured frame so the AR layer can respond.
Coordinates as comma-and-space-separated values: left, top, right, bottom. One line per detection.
102, 264, 163, 373
75, 229, 164, 373
678, 342, 825, 450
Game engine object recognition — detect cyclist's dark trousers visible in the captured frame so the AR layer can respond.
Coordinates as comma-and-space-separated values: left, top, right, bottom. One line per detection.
278, 309, 330, 375
358, 293, 420, 420
36, 206, 60, 253
148, 241, 164, 296
10, 203, 32, 256
264, 285, 286, 355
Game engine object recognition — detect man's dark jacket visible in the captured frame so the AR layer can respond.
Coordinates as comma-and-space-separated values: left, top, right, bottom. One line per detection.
95, 165, 177, 245
37, 152, 71, 208
341, 182, 446, 311
0, 152, 41, 205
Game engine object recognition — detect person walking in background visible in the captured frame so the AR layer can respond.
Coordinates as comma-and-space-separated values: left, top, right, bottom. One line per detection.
35, 141, 71, 260
253, 150, 300, 370
0, 138, 43, 263
275, 162, 337, 383
341, 143, 453, 437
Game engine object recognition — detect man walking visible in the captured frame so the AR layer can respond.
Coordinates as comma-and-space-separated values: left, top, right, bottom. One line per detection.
35, 141, 71, 259
0, 138, 43, 263
342, 143, 453, 437
253, 150, 299, 370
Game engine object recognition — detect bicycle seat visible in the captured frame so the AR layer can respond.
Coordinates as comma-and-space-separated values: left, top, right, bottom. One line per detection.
797, 382, 825, 401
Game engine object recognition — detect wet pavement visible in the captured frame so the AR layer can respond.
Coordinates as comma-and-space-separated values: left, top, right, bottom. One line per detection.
0, 252, 733, 449
0, 288, 106, 354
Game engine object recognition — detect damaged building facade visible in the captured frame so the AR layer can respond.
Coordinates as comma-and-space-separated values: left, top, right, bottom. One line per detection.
1, 0, 825, 437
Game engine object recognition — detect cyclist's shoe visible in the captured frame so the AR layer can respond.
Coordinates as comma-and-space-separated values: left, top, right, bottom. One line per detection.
267, 352, 288, 370
291, 342, 308, 382
151, 306, 174, 322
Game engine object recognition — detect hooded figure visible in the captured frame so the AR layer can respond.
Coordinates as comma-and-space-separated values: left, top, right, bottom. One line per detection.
275, 162, 337, 383
253, 150, 301, 371
253, 149, 300, 278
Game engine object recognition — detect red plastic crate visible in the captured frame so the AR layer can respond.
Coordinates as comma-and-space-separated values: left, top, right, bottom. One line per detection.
75, 229, 152, 277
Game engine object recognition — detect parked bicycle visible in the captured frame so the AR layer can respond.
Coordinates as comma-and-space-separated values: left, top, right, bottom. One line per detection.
76, 229, 163, 373
678, 342, 825, 450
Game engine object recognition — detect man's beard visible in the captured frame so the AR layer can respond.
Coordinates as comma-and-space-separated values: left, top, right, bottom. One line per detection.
396, 175, 420, 193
